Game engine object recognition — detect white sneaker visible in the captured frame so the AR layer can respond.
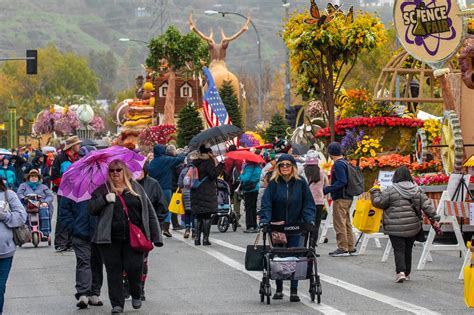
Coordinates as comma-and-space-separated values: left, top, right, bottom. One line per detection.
76, 295, 88, 309
88, 295, 103, 306
395, 272, 406, 283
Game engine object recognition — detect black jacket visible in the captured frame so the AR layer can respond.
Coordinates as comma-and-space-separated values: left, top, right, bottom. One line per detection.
58, 197, 98, 241
138, 176, 168, 222
88, 181, 163, 246
190, 155, 224, 215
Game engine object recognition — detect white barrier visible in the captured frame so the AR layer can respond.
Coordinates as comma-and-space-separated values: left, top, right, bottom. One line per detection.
357, 233, 388, 255
318, 197, 359, 244
381, 239, 432, 262
417, 191, 467, 270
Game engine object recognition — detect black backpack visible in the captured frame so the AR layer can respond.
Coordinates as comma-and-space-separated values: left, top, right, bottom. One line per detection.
343, 160, 364, 196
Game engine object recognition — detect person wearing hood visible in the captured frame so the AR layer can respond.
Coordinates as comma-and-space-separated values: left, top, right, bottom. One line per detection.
371, 166, 440, 283
31, 152, 46, 174
124, 162, 165, 301
0, 157, 17, 191
190, 145, 225, 246
9, 155, 32, 186
148, 144, 185, 237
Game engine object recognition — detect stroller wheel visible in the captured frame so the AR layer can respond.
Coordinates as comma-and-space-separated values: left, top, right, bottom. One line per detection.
217, 217, 229, 233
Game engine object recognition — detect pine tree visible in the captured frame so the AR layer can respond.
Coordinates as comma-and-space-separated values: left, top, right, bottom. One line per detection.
265, 113, 290, 143
177, 102, 204, 147
219, 80, 242, 129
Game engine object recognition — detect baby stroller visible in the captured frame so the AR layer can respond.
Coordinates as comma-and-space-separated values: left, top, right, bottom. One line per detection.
211, 178, 238, 232
259, 223, 321, 304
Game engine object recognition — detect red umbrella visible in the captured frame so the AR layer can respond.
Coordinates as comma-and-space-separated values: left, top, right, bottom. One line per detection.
226, 150, 265, 164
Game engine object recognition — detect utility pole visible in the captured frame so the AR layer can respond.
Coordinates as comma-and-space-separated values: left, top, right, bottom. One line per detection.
282, 0, 291, 111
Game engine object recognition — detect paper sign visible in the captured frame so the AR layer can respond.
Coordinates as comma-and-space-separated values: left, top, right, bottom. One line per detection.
378, 171, 395, 190
470, 203, 474, 225
447, 174, 471, 202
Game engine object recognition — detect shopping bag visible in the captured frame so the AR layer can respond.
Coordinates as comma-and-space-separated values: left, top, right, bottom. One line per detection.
352, 199, 383, 234
465, 244, 474, 307
245, 233, 270, 271
169, 189, 185, 215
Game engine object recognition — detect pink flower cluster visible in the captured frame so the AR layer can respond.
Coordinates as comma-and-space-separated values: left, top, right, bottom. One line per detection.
139, 124, 177, 146
413, 174, 450, 186
90, 116, 105, 132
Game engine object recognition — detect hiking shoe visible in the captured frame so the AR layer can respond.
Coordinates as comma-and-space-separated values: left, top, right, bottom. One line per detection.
132, 298, 142, 309
55, 246, 68, 252
290, 293, 301, 302
183, 228, 190, 239
111, 306, 123, 313
329, 248, 350, 257
124, 294, 131, 301
243, 228, 254, 233
349, 248, 359, 256
395, 272, 406, 283
163, 230, 172, 238
76, 296, 88, 309
272, 291, 284, 300
88, 295, 103, 306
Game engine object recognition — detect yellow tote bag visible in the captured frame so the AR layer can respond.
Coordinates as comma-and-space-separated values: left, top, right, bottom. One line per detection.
464, 243, 474, 307
168, 189, 185, 215
352, 199, 383, 234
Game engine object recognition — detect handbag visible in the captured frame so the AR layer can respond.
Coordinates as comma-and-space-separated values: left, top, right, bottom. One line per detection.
270, 221, 287, 245
245, 233, 269, 271
118, 193, 153, 253
168, 189, 185, 215
4, 191, 31, 246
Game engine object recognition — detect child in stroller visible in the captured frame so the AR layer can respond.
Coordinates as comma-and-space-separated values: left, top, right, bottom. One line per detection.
212, 178, 239, 232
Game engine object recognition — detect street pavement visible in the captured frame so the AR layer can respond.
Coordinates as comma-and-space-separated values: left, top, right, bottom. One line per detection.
4, 214, 469, 314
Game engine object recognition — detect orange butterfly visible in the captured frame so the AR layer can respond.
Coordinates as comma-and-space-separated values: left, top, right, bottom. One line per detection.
303, 1, 354, 26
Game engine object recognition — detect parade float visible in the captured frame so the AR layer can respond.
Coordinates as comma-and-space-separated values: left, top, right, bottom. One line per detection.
32, 103, 105, 146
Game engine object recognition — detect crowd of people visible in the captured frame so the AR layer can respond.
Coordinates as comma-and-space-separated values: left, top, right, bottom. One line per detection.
0, 136, 442, 313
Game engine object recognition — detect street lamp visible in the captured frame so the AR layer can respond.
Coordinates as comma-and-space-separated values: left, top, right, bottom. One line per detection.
118, 38, 148, 45
205, 10, 264, 122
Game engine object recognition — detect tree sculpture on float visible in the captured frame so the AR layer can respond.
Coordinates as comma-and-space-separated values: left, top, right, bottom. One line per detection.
189, 14, 250, 98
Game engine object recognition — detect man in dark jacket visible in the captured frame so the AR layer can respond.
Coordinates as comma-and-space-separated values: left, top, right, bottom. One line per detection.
52, 136, 82, 251
148, 144, 185, 237
58, 197, 104, 309
323, 142, 355, 257
126, 163, 167, 301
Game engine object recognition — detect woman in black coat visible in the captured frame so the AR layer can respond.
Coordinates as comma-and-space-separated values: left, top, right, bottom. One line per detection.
191, 145, 224, 246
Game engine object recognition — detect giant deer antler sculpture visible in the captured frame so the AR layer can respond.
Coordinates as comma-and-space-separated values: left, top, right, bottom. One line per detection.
189, 14, 250, 99
189, 14, 250, 62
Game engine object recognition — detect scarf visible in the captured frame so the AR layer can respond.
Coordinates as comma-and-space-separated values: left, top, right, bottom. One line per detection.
27, 181, 41, 190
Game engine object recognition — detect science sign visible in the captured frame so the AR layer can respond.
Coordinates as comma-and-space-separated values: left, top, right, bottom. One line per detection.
394, 0, 463, 64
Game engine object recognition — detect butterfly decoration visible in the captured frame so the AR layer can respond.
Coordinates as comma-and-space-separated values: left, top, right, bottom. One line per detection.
303, 1, 354, 26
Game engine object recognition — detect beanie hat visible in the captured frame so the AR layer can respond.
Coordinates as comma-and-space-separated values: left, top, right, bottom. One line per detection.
277, 154, 296, 165
305, 150, 320, 165
327, 142, 343, 156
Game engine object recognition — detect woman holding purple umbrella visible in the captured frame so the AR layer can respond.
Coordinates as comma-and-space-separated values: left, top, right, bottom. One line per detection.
89, 160, 162, 314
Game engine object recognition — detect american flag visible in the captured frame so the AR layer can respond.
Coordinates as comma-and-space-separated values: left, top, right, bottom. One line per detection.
202, 67, 232, 127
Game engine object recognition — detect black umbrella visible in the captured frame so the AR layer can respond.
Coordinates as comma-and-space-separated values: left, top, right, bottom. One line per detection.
291, 143, 310, 155
80, 138, 98, 147
189, 125, 242, 150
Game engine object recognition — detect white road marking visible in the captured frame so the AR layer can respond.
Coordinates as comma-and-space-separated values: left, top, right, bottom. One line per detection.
175, 235, 345, 315
206, 236, 441, 315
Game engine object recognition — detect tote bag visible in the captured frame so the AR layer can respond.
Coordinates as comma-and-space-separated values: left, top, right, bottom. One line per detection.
169, 189, 185, 215
352, 199, 383, 234
245, 233, 270, 271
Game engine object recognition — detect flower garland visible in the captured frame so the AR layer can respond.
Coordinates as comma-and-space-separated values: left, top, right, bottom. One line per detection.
421, 119, 441, 145
413, 174, 449, 186
139, 124, 176, 147
316, 117, 424, 138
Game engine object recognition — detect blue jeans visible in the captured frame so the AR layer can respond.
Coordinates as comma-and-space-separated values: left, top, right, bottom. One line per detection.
0, 257, 13, 313
275, 235, 303, 290
163, 190, 172, 223
183, 211, 195, 229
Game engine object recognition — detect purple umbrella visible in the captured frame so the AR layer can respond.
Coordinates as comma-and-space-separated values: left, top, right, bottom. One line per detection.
58, 146, 146, 202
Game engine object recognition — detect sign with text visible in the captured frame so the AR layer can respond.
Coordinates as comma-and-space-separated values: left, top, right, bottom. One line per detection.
378, 171, 395, 189
394, 0, 463, 64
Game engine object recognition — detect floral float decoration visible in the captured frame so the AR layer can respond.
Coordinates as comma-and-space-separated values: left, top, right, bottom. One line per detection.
33, 105, 80, 136
138, 125, 176, 147
239, 131, 264, 148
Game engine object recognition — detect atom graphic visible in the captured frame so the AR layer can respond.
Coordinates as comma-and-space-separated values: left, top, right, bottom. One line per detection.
400, 0, 457, 56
